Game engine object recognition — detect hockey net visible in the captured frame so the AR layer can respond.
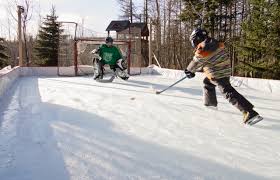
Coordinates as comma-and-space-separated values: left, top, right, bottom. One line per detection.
58, 23, 142, 76
57, 22, 76, 76
77, 38, 140, 76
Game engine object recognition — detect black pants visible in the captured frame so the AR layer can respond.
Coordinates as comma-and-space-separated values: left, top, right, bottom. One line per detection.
203, 77, 254, 112
97, 60, 119, 73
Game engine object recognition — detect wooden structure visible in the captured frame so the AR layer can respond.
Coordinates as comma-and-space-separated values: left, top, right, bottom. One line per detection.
106, 20, 149, 70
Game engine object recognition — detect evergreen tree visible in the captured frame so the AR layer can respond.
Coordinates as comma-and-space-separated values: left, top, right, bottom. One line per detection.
34, 6, 62, 66
237, 0, 280, 79
0, 38, 9, 69
181, 0, 232, 38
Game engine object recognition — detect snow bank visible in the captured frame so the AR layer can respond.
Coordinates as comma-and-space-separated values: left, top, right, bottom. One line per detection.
151, 65, 280, 93
231, 76, 280, 93
0, 67, 21, 99
150, 65, 186, 79
149, 65, 205, 82
0, 66, 13, 75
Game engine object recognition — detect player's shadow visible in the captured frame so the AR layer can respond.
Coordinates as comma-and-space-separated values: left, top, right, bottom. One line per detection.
36, 107, 271, 179
0, 77, 70, 180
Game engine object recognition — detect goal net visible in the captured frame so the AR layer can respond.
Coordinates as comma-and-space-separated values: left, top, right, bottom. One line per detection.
58, 23, 142, 76
76, 38, 136, 76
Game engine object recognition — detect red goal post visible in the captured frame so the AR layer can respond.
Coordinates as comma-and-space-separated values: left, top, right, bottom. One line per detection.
58, 37, 141, 76
75, 38, 132, 76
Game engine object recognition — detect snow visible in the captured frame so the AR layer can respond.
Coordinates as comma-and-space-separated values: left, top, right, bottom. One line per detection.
0, 67, 20, 98
0, 66, 13, 75
0, 67, 280, 180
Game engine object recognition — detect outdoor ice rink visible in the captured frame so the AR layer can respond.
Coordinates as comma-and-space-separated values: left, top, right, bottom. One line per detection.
1, 70, 280, 180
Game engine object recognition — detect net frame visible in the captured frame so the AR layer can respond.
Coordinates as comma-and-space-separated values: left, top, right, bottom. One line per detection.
58, 22, 142, 76
57, 22, 78, 76
74, 38, 133, 76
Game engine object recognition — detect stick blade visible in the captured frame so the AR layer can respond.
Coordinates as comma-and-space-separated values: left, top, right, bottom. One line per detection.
96, 75, 115, 83
155, 91, 161, 94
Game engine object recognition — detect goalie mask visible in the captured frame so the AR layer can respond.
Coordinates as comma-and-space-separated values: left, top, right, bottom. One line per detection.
105, 37, 113, 47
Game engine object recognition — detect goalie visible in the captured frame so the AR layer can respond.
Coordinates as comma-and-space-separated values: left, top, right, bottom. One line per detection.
92, 37, 129, 80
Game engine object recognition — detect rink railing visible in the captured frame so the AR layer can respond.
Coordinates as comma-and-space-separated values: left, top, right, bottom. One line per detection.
1, 65, 280, 99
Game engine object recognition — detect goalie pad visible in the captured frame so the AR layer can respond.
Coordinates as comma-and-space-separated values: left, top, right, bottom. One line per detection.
115, 68, 129, 80
93, 58, 104, 80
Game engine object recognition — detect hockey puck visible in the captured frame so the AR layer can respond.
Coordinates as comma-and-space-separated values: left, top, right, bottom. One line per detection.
130, 97, 135, 100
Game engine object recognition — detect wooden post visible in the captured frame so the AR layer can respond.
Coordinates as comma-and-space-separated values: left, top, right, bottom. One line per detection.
17, 6, 24, 66
74, 40, 78, 76
130, 0, 133, 23
74, 23, 78, 76
128, 25, 131, 75
149, 19, 152, 66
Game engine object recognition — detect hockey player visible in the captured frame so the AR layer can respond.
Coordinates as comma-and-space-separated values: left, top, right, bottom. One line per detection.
93, 37, 129, 80
184, 28, 262, 125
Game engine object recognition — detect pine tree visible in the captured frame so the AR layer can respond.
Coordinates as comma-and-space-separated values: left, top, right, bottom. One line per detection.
0, 38, 9, 69
34, 6, 62, 66
181, 0, 234, 39
237, 0, 280, 79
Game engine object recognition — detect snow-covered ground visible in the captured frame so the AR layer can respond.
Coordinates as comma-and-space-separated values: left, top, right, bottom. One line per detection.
0, 66, 13, 75
0, 71, 280, 180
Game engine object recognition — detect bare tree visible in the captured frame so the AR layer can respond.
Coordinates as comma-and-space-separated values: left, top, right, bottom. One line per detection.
6, 0, 34, 65
117, 0, 141, 22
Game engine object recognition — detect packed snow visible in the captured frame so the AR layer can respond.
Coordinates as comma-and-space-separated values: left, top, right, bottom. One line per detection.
0, 68, 280, 180
0, 66, 13, 75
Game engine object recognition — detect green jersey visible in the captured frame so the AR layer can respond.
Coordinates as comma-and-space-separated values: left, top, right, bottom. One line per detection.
98, 44, 123, 65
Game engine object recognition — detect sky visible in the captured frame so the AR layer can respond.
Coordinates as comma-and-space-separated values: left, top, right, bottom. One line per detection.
0, 0, 142, 39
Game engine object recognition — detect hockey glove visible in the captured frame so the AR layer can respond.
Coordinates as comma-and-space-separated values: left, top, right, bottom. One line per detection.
184, 69, 195, 79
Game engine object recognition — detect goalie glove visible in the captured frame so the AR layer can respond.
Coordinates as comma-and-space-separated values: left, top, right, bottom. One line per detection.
116, 59, 127, 71
91, 49, 101, 61
91, 48, 98, 54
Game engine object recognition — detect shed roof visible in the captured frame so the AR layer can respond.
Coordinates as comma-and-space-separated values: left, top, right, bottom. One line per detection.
106, 20, 149, 36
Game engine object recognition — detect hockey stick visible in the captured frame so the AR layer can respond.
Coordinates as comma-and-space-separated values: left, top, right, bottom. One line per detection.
155, 75, 188, 94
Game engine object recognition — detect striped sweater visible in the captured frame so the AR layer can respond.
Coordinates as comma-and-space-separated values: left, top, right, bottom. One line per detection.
187, 38, 231, 80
